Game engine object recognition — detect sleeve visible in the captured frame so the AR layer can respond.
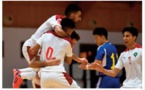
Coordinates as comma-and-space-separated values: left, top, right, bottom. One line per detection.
65, 43, 73, 57
115, 53, 124, 69
36, 34, 47, 47
31, 15, 61, 40
48, 15, 61, 28
95, 46, 105, 61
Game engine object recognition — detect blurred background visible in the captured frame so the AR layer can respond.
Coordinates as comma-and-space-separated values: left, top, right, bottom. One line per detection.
2, 1, 142, 88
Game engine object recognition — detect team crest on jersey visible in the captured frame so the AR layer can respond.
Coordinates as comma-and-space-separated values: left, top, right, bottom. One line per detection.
134, 52, 138, 57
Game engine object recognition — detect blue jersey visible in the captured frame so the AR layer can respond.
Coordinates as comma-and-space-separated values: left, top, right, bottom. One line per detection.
95, 42, 118, 76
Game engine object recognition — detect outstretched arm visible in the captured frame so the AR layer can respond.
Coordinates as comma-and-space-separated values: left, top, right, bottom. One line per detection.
72, 54, 88, 65
88, 62, 121, 77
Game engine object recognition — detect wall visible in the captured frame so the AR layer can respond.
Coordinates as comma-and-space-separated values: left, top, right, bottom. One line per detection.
2, 27, 142, 88
3, 1, 142, 32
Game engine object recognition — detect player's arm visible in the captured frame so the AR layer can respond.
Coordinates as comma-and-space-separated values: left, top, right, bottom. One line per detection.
89, 53, 124, 77
29, 57, 61, 68
72, 54, 88, 65
65, 56, 72, 65
48, 15, 68, 37
29, 43, 40, 56
29, 35, 61, 68
54, 25, 68, 37
88, 62, 121, 77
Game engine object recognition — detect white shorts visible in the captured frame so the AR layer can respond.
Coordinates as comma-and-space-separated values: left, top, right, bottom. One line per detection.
22, 38, 37, 64
38, 71, 80, 88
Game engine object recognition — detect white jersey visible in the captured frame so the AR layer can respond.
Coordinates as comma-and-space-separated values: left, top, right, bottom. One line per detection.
22, 15, 65, 63
115, 44, 142, 88
36, 30, 73, 72
31, 15, 65, 41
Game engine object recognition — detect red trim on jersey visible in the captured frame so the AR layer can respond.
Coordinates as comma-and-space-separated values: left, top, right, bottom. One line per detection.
45, 30, 73, 47
62, 72, 73, 85
35, 84, 41, 88
63, 37, 73, 47
123, 43, 142, 52
27, 46, 36, 61
136, 44, 142, 48
38, 49, 42, 55
56, 15, 65, 20
56, 15, 65, 24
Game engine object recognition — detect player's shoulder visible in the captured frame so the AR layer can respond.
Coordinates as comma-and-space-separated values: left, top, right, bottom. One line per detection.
44, 30, 54, 34
48, 14, 64, 19
55, 15, 65, 20
136, 44, 142, 48
62, 37, 73, 47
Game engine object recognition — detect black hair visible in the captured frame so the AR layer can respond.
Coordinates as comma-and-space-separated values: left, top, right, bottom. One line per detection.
93, 27, 108, 39
65, 4, 81, 16
70, 31, 80, 41
61, 18, 76, 30
122, 27, 138, 37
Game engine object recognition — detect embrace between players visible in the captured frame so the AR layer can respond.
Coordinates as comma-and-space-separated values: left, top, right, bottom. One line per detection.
13, 4, 142, 88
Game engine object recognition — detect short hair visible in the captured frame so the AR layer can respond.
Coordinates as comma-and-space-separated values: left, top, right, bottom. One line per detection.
93, 27, 108, 39
61, 18, 76, 30
70, 31, 80, 41
65, 4, 81, 16
122, 27, 138, 37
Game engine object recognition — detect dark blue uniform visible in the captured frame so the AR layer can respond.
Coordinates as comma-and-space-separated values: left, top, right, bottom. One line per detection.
95, 42, 120, 88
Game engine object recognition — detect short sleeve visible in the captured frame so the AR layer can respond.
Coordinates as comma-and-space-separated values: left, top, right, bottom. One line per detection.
65, 43, 73, 57
48, 15, 61, 28
95, 46, 105, 61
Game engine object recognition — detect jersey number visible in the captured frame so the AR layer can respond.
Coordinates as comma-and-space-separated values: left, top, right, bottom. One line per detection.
46, 47, 53, 60
110, 53, 118, 69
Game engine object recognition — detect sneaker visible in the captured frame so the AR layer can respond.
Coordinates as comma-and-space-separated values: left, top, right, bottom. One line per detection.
12, 69, 23, 88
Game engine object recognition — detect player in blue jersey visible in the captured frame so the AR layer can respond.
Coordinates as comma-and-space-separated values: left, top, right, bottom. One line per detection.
79, 27, 120, 88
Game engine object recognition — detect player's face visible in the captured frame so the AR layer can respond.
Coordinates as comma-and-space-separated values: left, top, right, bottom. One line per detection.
72, 38, 78, 46
66, 28, 74, 36
70, 11, 82, 23
123, 31, 136, 48
94, 35, 103, 46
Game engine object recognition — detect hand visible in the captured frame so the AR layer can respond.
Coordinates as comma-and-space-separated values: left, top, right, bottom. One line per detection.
89, 62, 103, 72
79, 63, 90, 70
46, 57, 61, 66
79, 58, 88, 65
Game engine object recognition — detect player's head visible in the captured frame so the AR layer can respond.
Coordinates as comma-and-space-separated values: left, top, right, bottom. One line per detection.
65, 4, 82, 23
70, 31, 80, 46
122, 27, 138, 47
61, 18, 76, 36
93, 27, 108, 46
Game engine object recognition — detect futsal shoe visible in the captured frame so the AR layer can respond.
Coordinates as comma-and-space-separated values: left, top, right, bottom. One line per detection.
12, 69, 23, 88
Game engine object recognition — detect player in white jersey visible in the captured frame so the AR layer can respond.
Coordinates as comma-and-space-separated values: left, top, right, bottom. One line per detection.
30, 18, 80, 88
31, 31, 80, 88
87, 27, 142, 88
13, 4, 88, 88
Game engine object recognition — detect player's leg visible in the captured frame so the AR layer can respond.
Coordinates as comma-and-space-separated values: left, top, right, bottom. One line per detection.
13, 39, 37, 88
32, 73, 41, 88
62, 72, 80, 88
13, 67, 37, 88
40, 71, 80, 88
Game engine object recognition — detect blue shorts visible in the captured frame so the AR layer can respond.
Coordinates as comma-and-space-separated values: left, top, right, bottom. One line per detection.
98, 76, 120, 88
